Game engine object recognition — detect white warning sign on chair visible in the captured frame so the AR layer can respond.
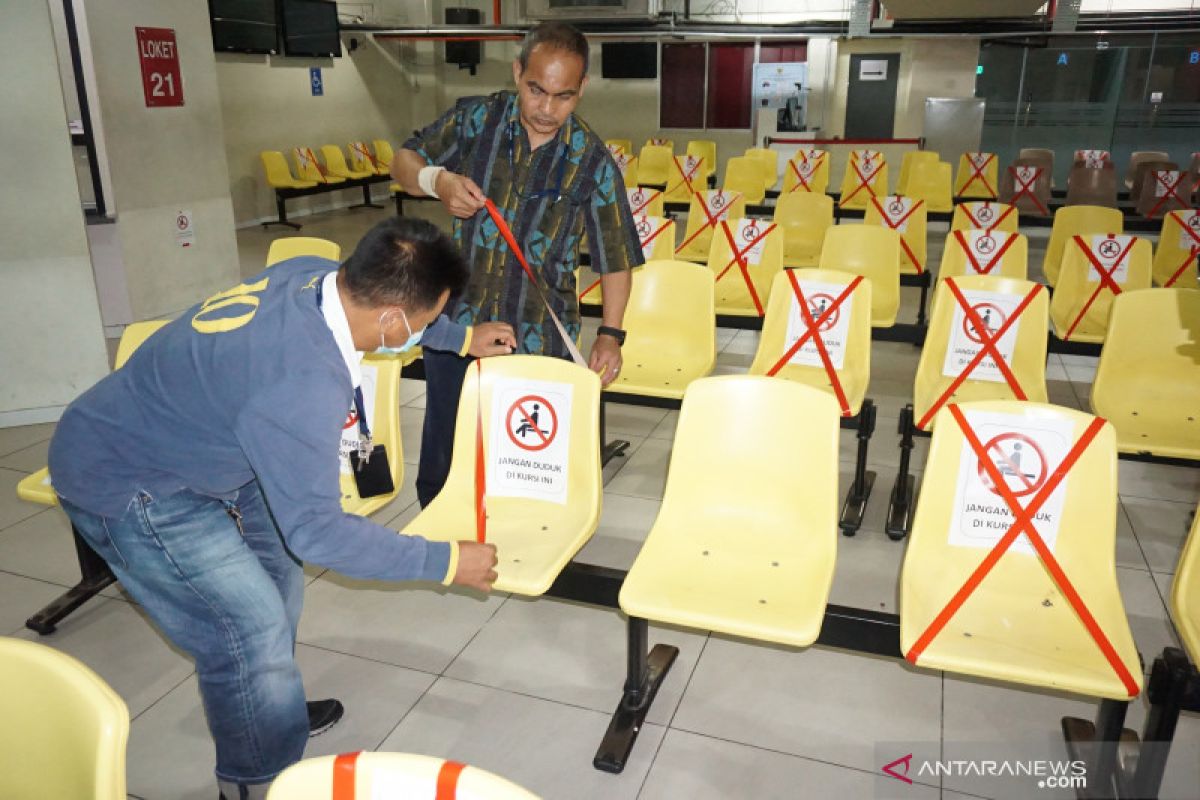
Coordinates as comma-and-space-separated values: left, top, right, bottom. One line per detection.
734, 218, 769, 265
879, 196, 917, 232
941, 290, 1023, 383
338, 364, 377, 475
635, 215, 670, 261
784, 280, 851, 370
1177, 211, 1200, 250
704, 190, 736, 222
490, 377, 573, 504
1085, 235, 1135, 284
948, 410, 1073, 556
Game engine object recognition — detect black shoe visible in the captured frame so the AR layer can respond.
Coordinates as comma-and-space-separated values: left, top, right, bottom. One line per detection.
307, 698, 344, 737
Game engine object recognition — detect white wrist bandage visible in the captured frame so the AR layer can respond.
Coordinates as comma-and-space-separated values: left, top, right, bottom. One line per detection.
418, 165, 445, 198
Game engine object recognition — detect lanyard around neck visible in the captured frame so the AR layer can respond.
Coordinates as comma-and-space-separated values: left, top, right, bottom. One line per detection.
316, 274, 371, 441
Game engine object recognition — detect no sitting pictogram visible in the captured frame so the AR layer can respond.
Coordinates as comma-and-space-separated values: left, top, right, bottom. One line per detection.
711, 193, 726, 209
1189, 214, 1200, 230
973, 234, 997, 255
636, 218, 652, 237
808, 293, 840, 331
977, 205, 995, 222
888, 200, 906, 216
177, 214, 189, 230
977, 432, 1046, 498
1098, 238, 1122, 259
963, 302, 1006, 344
741, 221, 761, 242
506, 395, 558, 451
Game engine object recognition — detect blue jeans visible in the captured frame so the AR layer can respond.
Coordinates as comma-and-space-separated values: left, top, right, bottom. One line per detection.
59, 481, 308, 788
416, 348, 474, 508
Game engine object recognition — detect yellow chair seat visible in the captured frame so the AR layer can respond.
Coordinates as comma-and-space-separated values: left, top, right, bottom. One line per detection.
266, 237, 341, 266
1172, 505, 1200, 662
402, 355, 601, 596
267, 752, 538, 800
260, 150, 318, 190
337, 354, 405, 518
619, 376, 840, 647
320, 145, 374, 180
901, 400, 1142, 700
16, 467, 55, 506
1049, 236, 1153, 343
818, 224, 901, 327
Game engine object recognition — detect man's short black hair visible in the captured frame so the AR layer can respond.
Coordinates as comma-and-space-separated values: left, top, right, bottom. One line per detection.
517, 21, 589, 76
340, 217, 468, 311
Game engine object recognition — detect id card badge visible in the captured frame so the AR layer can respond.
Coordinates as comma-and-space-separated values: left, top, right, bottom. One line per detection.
349, 444, 394, 498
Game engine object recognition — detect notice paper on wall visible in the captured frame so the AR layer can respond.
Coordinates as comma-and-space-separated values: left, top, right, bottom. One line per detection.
175, 209, 195, 247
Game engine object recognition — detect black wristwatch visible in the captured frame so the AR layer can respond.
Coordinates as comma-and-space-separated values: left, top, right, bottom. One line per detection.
597, 325, 626, 346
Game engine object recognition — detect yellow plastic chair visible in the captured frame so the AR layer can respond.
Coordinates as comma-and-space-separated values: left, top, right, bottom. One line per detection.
619, 376, 840, 647
261, 151, 317, 190
900, 400, 1142, 701
1049, 235, 1153, 343
913, 276, 1048, 431
1090, 288, 1200, 460
605, 138, 632, 156
266, 238, 341, 266
819, 224, 901, 327
320, 145, 373, 180
782, 149, 831, 195
663, 154, 707, 204
744, 147, 779, 192
685, 139, 717, 183
1042, 205, 1125, 287
1151, 210, 1200, 288
292, 147, 345, 186
625, 186, 665, 218
1172, 503, 1200, 660
905, 161, 954, 213
638, 144, 672, 187
898, 150, 940, 195
371, 139, 394, 171
748, 268, 872, 417
645, 137, 674, 150
707, 219, 784, 317
579, 217, 677, 307
838, 150, 888, 210
348, 141, 387, 175
722, 156, 766, 204
401, 355, 601, 596
950, 201, 1019, 233
0, 637, 129, 800
936, 230, 1029, 285
864, 195, 929, 276
674, 190, 746, 263
267, 752, 539, 800
619, 155, 640, 188
336, 354, 405, 517
606, 260, 715, 400
954, 152, 1000, 199
774, 191, 833, 268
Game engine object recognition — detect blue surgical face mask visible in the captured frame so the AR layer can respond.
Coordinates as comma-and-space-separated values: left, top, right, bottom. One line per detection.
376, 309, 424, 355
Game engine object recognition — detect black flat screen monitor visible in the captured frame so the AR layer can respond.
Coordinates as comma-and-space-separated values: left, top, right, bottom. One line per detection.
282, 0, 341, 58
601, 43, 657, 79
209, 0, 278, 55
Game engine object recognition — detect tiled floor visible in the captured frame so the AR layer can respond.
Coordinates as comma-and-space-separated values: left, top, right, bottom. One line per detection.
1, 206, 1197, 799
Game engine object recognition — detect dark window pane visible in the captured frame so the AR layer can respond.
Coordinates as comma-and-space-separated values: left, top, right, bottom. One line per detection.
707, 43, 754, 129
661, 43, 706, 128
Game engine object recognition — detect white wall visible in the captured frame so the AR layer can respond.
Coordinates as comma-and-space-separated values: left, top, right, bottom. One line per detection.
0, 0, 109, 426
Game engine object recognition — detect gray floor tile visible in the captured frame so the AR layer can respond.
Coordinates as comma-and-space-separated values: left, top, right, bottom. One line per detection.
398, 376, 426, 407
647, 410, 678, 441
602, 403, 669, 439
604, 437, 672, 500
1118, 566, 1181, 671
379, 676, 663, 800
0, 467, 49, 532
0, 571, 75, 635
1117, 460, 1200, 503
602, 433, 647, 486
574, 492, 659, 572
1121, 495, 1194, 574
0, 507, 122, 598
399, 408, 425, 466
0, 438, 49, 474
828, 522, 908, 614
0, 422, 55, 458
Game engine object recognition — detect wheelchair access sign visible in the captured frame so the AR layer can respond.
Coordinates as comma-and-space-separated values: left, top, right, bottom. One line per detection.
490, 377, 573, 504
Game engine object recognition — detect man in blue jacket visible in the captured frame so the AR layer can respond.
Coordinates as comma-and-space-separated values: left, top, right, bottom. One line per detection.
48, 217, 499, 800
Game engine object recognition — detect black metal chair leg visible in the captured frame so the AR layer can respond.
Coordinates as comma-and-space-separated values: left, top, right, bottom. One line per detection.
885, 405, 915, 540
25, 525, 117, 635
840, 400, 877, 535
600, 395, 630, 466
593, 617, 678, 773
265, 193, 301, 230
1062, 699, 1137, 800
350, 182, 383, 210
1132, 649, 1198, 798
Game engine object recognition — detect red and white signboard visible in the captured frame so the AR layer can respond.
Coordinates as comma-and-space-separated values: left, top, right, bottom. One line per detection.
942, 289, 1023, 382
136, 27, 183, 108
733, 218, 769, 265
490, 377, 573, 503
1085, 234, 1135, 284
1179, 210, 1200, 251
784, 279, 853, 370
948, 410, 1072, 555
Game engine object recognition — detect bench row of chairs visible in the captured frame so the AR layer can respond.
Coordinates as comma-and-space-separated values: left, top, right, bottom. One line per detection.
260, 140, 399, 228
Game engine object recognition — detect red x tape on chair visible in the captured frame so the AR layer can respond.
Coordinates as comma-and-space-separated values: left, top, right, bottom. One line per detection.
950, 201, 1019, 234
401, 355, 601, 596
348, 141, 387, 175
1152, 209, 1200, 288
707, 217, 783, 317
818, 224, 902, 328
1090, 287, 1200, 462
578, 216, 675, 306
292, 147, 345, 185
999, 163, 1051, 217
750, 268, 878, 533
1050, 234, 1152, 344
782, 149, 830, 194
266, 751, 539, 799
954, 152, 999, 200
1137, 169, 1193, 220
886, 276, 1049, 540
598, 376, 840, 773
1042, 205, 1125, 288
838, 150, 888, 210
865, 195, 928, 276
774, 191, 833, 268
611, 150, 639, 188
936, 229, 1028, 286
625, 186, 664, 218
675, 189, 746, 263
664, 154, 706, 203
1075, 148, 1112, 168
900, 401, 1142, 791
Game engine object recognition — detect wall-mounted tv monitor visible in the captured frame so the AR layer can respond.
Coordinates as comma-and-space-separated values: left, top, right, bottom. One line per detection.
209, 0, 279, 55
601, 42, 657, 79
281, 0, 342, 58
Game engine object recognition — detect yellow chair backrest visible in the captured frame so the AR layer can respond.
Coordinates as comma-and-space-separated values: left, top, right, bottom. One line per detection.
0, 637, 129, 800
774, 191, 834, 267
605, 138, 632, 156
955, 152, 1000, 199
266, 752, 540, 800
1172, 500, 1200, 662
706, 218, 784, 317
913, 276, 1048, 431
625, 186, 665, 218
898, 150, 940, 194
348, 141, 382, 174
645, 137, 674, 150
723, 156, 766, 204
261, 150, 308, 188
950, 201, 1019, 233
1042, 205, 1125, 287
609, 260, 715, 400
1152, 209, 1200, 288
675, 189, 746, 262
1090, 287, 1200, 460
937, 229, 1029, 284
1049, 235, 1153, 343
839, 150, 888, 209
266, 237, 341, 267
115, 320, 170, 369
864, 195, 929, 276
618, 153, 639, 188
336, 354, 404, 517
818, 224, 901, 327
292, 146, 336, 184
638, 144, 672, 186
745, 147, 779, 191
905, 161, 954, 213
686, 139, 717, 180
372, 139, 394, 169
748, 268, 873, 417
664, 153, 707, 203
320, 144, 361, 178
900, 400, 1141, 700
782, 149, 831, 194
